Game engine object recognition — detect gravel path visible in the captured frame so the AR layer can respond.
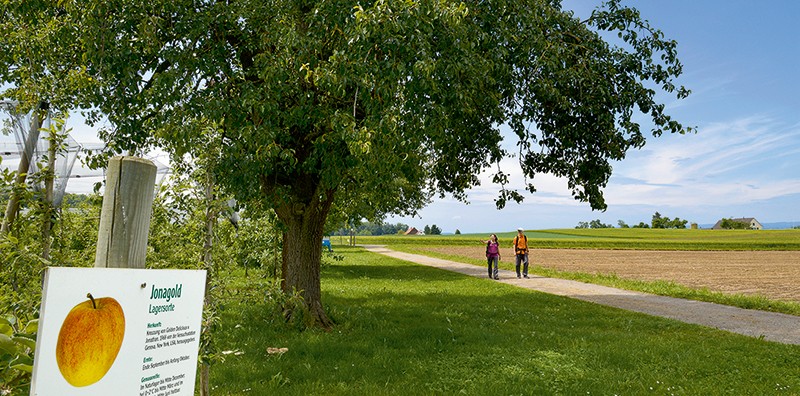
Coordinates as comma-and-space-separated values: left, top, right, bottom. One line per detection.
361, 245, 800, 345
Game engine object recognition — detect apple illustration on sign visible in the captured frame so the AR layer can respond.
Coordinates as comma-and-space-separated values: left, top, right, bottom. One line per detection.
55, 293, 125, 387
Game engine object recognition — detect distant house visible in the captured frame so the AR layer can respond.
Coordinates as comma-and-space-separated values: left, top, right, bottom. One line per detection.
711, 217, 763, 230
404, 227, 421, 235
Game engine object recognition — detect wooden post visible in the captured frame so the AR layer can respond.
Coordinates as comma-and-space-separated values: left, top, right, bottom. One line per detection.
94, 156, 157, 269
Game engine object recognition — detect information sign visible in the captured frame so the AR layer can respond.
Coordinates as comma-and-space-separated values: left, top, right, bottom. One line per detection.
31, 267, 206, 396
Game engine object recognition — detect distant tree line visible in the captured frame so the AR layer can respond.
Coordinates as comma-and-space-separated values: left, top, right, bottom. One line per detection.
331, 222, 445, 236
423, 224, 442, 235
650, 212, 688, 229
577, 212, 689, 229
575, 219, 613, 229
331, 221, 409, 236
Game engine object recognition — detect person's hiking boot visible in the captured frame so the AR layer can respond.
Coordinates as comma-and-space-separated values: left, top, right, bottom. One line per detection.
494, 276, 499, 280
524, 275, 529, 279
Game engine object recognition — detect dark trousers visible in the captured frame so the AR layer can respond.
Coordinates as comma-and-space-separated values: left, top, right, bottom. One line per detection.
487, 256, 499, 278
515, 253, 528, 277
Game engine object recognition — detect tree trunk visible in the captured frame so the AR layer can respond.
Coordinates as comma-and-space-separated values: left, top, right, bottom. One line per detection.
199, 364, 210, 396
41, 118, 57, 260
199, 172, 215, 396
275, 188, 335, 329
280, 231, 288, 290
1, 110, 43, 234
202, 172, 215, 273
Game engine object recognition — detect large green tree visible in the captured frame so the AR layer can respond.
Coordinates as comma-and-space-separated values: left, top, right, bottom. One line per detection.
1, 0, 690, 327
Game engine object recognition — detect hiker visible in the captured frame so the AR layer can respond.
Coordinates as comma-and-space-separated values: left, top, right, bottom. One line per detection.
513, 228, 529, 278
480, 234, 501, 280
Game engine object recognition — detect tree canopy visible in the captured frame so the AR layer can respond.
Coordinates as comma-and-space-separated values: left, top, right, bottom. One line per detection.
1, 0, 691, 327
576, 219, 613, 229
719, 218, 750, 230
651, 212, 689, 229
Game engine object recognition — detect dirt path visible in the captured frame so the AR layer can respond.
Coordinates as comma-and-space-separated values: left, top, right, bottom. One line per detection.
361, 245, 800, 346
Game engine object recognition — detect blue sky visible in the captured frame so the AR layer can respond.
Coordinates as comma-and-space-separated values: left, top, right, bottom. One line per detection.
389, 0, 800, 232
3, 1, 799, 232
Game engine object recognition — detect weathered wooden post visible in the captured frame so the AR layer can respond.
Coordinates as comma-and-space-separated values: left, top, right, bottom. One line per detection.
94, 156, 157, 269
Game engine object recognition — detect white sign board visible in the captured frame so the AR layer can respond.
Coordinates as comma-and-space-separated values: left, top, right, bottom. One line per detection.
31, 267, 207, 396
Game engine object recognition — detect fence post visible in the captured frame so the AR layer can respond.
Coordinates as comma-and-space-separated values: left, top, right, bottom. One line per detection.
94, 156, 157, 269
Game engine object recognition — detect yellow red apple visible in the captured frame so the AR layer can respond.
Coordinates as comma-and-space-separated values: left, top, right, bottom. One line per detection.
55, 293, 125, 387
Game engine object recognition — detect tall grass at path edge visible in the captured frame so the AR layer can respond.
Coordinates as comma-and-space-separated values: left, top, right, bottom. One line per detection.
386, 244, 800, 317
210, 246, 800, 395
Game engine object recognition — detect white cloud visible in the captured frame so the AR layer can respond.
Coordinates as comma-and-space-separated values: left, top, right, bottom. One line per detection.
450, 114, 800, 218
604, 116, 800, 207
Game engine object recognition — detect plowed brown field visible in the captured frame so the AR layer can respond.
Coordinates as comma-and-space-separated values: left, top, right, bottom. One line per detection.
420, 247, 800, 303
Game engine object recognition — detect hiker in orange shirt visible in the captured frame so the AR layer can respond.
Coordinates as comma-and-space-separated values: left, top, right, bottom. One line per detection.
513, 228, 529, 278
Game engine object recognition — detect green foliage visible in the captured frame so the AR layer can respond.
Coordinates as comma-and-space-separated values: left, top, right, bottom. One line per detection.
0, 185, 90, 331
232, 215, 283, 276
651, 211, 688, 229
146, 159, 287, 384
576, 219, 613, 229
0, 130, 101, 394
0, 234, 47, 318
147, 179, 223, 270
2, 0, 694, 218
577, 213, 691, 230
0, 191, 97, 396
2, 0, 693, 327
330, 221, 409, 237
0, 138, 288, 396
47, 196, 101, 267
720, 218, 751, 230
0, 314, 37, 395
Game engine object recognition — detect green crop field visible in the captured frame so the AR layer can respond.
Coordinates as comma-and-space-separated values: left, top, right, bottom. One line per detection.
351, 228, 800, 250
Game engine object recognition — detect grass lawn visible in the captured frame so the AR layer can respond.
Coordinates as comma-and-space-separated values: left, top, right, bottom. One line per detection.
210, 247, 800, 395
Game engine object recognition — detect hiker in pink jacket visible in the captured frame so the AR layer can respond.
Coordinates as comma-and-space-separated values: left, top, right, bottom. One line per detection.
481, 234, 501, 280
